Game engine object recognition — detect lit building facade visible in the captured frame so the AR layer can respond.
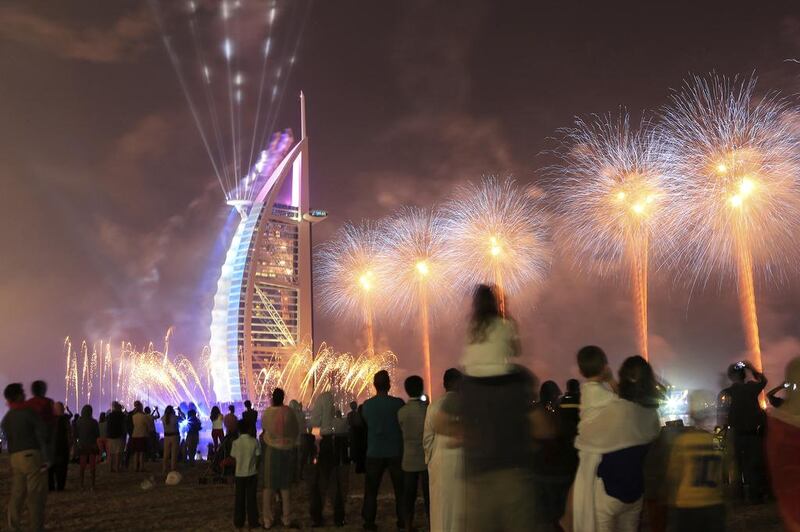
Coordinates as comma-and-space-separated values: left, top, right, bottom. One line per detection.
209, 97, 314, 402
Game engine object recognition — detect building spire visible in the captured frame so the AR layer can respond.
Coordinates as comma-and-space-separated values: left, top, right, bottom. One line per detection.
300, 90, 307, 139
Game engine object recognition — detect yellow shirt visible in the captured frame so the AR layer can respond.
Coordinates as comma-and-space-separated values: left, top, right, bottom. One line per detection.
666, 429, 724, 508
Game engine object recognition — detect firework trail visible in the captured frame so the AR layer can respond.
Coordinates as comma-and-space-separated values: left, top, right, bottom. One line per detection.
441, 177, 550, 313
316, 221, 382, 352
376, 208, 450, 399
660, 74, 800, 376
552, 114, 666, 359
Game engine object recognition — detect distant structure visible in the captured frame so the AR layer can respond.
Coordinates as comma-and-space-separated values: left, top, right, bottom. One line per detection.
209, 93, 325, 402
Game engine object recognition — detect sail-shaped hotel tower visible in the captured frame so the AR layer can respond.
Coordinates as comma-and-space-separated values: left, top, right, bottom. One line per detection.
209, 93, 322, 403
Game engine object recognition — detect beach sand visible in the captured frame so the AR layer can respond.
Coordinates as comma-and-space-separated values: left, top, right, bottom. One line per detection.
0, 454, 783, 531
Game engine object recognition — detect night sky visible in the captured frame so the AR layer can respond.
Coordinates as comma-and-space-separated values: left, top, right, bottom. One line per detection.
2, 1, 800, 401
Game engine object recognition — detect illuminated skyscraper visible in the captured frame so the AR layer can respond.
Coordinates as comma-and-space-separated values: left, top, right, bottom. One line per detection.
209, 93, 319, 402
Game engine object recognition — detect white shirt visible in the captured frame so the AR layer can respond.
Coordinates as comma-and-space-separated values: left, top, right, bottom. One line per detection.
460, 318, 519, 377
230, 434, 261, 477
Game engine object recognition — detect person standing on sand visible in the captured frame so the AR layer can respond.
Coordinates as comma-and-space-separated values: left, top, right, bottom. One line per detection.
49, 402, 71, 491
130, 401, 149, 472
242, 400, 258, 437
2, 382, 48, 532
398, 375, 430, 532
224, 404, 239, 437
231, 419, 261, 530
261, 388, 300, 529
97, 412, 108, 463
423, 368, 463, 532
210, 406, 224, 451
184, 409, 202, 464
106, 401, 126, 472
161, 405, 180, 474
360, 370, 406, 532
75, 405, 100, 490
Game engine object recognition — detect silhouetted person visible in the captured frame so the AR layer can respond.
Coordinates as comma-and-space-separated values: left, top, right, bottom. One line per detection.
560, 378, 581, 441
184, 409, 202, 464
3, 383, 48, 532
242, 400, 258, 437
347, 401, 367, 474
25, 381, 54, 428
231, 419, 261, 529
309, 391, 349, 527
718, 361, 767, 503
224, 404, 238, 436
360, 370, 405, 531
398, 375, 430, 531
532, 380, 577, 528
106, 401, 126, 472
75, 405, 100, 489
49, 402, 71, 491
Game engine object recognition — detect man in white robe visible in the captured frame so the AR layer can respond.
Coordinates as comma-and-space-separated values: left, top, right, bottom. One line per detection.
423, 368, 464, 532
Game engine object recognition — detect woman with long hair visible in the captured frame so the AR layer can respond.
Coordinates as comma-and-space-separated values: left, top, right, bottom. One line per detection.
162, 405, 179, 473
210, 405, 224, 451
460, 284, 520, 377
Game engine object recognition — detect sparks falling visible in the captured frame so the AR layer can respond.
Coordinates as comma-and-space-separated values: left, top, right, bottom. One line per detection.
253, 343, 398, 407
316, 221, 382, 352
553, 114, 666, 360
64, 330, 212, 413
441, 177, 551, 313
660, 75, 800, 376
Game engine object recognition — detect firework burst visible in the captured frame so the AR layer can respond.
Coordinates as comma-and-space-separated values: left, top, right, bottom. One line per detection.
253, 342, 397, 407
659, 74, 800, 374
316, 221, 382, 351
441, 176, 550, 311
552, 113, 667, 359
376, 207, 450, 397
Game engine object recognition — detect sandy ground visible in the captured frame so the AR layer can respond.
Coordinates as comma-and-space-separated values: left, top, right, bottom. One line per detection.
0, 454, 784, 531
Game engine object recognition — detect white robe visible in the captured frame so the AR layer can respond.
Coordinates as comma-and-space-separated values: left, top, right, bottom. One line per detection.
423, 393, 464, 532
572, 398, 660, 532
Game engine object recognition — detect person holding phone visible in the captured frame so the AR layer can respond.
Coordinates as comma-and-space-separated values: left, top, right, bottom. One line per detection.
718, 360, 768, 503
766, 381, 796, 408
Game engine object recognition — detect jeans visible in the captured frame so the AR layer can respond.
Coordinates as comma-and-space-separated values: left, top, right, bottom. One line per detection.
362, 456, 405, 527
403, 470, 430, 530
234, 475, 260, 528
9, 450, 47, 532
